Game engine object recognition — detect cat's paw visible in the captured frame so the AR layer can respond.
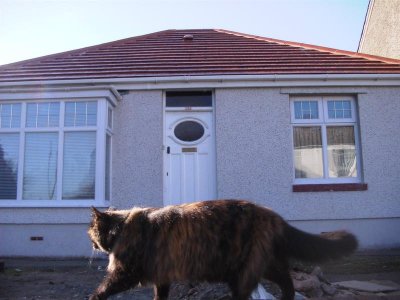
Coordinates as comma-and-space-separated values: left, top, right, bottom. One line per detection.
88, 294, 102, 300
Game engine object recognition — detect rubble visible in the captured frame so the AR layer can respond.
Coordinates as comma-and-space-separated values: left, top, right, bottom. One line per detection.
332, 280, 399, 293
291, 267, 400, 299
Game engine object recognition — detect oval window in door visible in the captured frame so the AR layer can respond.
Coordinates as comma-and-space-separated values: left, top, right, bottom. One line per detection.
174, 121, 205, 142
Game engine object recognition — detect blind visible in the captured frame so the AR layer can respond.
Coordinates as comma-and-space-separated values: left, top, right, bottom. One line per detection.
0, 133, 19, 199
62, 131, 96, 199
23, 133, 58, 200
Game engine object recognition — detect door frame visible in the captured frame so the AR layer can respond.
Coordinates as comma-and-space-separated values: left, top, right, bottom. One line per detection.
162, 90, 217, 206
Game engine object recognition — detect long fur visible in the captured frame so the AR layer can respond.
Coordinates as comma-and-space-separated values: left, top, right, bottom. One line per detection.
88, 199, 357, 300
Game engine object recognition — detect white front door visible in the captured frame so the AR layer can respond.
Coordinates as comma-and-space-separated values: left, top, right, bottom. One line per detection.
164, 110, 216, 206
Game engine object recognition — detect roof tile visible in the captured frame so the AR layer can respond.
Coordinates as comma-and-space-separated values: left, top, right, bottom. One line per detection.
1, 29, 400, 82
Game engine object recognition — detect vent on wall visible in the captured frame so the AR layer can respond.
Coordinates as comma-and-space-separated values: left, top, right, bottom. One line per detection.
30, 236, 44, 241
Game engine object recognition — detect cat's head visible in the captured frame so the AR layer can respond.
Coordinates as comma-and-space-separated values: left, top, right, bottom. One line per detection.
88, 207, 121, 253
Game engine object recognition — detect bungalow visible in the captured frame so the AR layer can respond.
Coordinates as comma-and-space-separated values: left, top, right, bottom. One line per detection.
0, 29, 400, 257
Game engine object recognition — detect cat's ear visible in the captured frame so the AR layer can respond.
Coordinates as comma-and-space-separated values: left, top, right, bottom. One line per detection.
91, 206, 104, 218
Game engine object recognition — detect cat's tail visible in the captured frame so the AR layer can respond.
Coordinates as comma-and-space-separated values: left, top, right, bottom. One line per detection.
284, 224, 358, 263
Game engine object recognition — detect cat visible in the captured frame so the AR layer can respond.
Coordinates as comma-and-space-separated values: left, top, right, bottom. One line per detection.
88, 199, 357, 300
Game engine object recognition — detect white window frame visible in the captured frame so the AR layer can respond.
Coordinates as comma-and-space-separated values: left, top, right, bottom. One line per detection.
291, 96, 362, 184
105, 102, 114, 202
0, 98, 112, 207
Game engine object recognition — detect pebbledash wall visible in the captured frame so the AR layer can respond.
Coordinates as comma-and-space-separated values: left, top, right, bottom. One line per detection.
215, 87, 400, 248
1, 86, 399, 256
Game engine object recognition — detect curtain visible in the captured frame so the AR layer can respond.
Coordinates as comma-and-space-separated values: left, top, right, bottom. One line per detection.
327, 126, 357, 177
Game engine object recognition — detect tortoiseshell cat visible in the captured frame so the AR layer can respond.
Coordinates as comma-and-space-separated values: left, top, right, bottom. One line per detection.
88, 199, 357, 300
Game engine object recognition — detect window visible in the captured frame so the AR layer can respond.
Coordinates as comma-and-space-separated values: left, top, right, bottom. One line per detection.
62, 132, 96, 199
26, 102, 60, 127
104, 102, 114, 202
0, 100, 113, 206
0, 103, 21, 128
23, 132, 58, 200
174, 120, 205, 142
291, 96, 361, 185
166, 91, 212, 107
0, 133, 19, 199
65, 101, 97, 127
105, 134, 111, 201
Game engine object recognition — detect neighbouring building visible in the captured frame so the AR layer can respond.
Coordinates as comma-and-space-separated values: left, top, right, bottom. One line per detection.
358, 0, 400, 59
0, 29, 400, 256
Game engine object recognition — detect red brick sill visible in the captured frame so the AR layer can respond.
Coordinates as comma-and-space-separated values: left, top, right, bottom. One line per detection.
293, 183, 368, 192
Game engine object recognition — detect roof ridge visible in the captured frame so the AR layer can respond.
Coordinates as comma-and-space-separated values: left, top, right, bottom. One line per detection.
215, 29, 400, 65
0, 29, 174, 69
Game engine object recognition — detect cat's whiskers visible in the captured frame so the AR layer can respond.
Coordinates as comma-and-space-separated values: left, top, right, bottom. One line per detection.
89, 248, 103, 267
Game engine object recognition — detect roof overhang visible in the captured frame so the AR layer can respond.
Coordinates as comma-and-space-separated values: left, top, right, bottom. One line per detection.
0, 74, 400, 93
0, 85, 122, 105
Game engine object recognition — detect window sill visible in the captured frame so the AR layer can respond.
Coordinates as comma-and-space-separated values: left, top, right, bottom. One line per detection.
293, 183, 368, 192
0, 200, 110, 208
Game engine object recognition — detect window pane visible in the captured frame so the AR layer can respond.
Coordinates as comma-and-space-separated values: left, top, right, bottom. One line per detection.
105, 135, 111, 201
294, 102, 302, 119
1, 103, 21, 128
293, 127, 323, 178
310, 102, 318, 119
327, 126, 357, 178
23, 133, 58, 200
64, 102, 75, 126
75, 102, 86, 126
327, 100, 352, 119
0, 134, 19, 199
107, 107, 113, 129
49, 103, 60, 126
11, 104, 22, 128
166, 91, 212, 107
26, 104, 37, 127
63, 132, 96, 199
174, 121, 205, 142
1, 104, 12, 128
87, 102, 97, 126
293, 101, 319, 120
26, 102, 60, 128
65, 102, 97, 127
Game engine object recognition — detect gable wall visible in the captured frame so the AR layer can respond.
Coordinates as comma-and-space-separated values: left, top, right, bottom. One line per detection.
359, 0, 400, 59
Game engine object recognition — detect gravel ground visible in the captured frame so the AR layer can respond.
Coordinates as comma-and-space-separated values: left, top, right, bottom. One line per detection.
1, 250, 400, 300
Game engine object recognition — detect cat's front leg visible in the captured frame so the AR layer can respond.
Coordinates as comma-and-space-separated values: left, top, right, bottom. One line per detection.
89, 269, 138, 300
153, 283, 170, 300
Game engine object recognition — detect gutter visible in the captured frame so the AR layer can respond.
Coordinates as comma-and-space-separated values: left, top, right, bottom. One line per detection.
0, 74, 400, 91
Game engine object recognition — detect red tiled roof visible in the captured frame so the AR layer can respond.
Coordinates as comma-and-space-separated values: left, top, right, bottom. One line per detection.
1, 29, 400, 82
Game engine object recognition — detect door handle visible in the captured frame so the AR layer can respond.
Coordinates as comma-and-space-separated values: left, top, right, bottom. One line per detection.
167, 146, 170, 154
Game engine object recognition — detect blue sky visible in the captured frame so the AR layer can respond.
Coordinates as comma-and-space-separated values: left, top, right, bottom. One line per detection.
0, 0, 369, 66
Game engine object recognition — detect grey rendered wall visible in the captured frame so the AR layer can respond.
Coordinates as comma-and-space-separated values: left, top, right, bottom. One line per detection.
0, 224, 92, 256
111, 90, 164, 209
215, 87, 400, 248
0, 208, 93, 256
